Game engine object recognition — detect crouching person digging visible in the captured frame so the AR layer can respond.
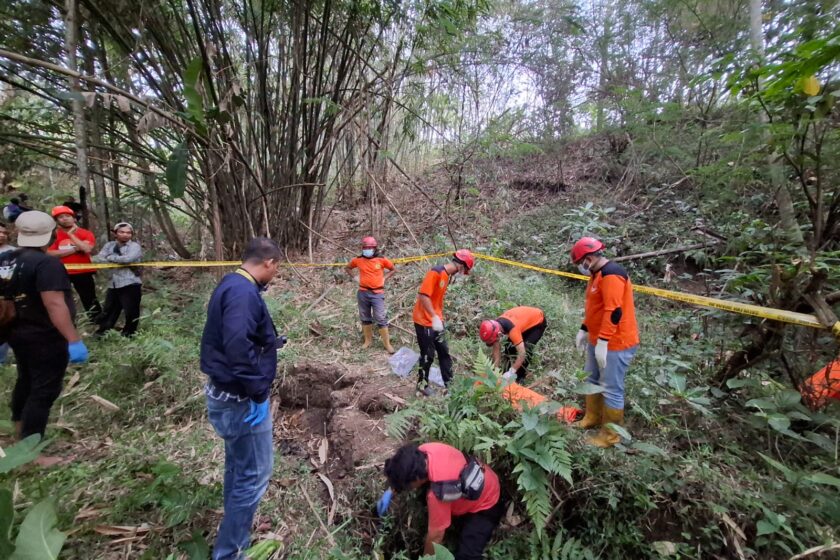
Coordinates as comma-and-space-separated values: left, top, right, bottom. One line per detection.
378, 443, 504, 559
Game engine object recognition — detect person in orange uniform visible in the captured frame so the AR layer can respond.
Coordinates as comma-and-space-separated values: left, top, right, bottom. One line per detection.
478, 306, 547, 383
570, 237, 639, 448
345, 236, 397, 353
379, 442, 504, 559
412, 250, 475, 395
47, 205, 101, 319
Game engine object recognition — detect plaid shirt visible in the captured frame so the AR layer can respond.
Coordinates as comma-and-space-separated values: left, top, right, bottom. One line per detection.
93, 240, 143, 288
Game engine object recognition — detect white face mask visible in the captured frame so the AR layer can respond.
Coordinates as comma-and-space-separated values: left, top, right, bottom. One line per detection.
362, 248, 375, 258
578, 263, 591, 276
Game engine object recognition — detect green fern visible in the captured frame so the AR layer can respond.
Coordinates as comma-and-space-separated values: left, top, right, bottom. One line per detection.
385, 407, 422, 440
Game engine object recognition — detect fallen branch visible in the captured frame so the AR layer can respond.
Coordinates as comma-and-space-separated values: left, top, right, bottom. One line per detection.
613, 241, 719, 262
300, 484, 337, 547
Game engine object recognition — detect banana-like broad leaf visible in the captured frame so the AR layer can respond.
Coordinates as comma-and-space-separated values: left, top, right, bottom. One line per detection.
165, 141, 190, 199
10, 499, 65, 560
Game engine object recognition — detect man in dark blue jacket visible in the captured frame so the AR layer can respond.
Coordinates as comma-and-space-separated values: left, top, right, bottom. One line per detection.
200, 237, 282, 560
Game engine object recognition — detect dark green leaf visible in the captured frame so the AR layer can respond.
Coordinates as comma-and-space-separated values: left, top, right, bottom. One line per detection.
0, 489, 14, 558
178, 531, 210, 560
165, 141, 190, 199
805, 473, 840, 489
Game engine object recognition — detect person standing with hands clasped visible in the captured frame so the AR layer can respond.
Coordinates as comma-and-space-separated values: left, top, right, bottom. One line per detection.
0, 211, 88, 444
345, 236, 397, 353
570, 237, 639, 448
200, 237, 285, 560
47, 205, 101, 319
93, 222, 143, 337
412, 250, 474, 396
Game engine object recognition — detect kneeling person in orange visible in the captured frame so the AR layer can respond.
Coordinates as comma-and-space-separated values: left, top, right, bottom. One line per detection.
570, 237, 640, 448
345, 236, 397, 353
479, 306, 547, 383
379, 442, 503, 559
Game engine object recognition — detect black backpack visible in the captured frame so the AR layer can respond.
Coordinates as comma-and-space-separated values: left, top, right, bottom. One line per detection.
429, 453, 486, 502
0, 250, 22, 343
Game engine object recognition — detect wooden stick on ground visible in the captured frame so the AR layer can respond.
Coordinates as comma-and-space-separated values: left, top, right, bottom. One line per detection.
300, 484, 337, 547
612, 241, 719, 262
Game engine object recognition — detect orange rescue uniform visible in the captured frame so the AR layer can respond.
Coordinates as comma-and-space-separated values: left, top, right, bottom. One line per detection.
412, 265, 450, 327
498, 306, 545, 346
347, 256, 394, 294
583, 261, 639, 351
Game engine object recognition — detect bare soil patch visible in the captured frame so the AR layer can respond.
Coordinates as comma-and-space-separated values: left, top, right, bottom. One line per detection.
272, 360, 414, 480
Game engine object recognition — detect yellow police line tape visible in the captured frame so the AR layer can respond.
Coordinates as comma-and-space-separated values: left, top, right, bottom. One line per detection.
474, 254, 839, 334
65, 252, 840, 335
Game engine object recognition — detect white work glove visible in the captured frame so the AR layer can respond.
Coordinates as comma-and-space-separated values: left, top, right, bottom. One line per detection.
431, 315, 444, 332
575, 329, 588, 353
595, 339, 608, 370
502, 368, 517, 381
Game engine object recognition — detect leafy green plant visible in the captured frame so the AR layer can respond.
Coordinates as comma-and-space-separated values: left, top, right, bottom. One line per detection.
0, 435, 67, 560
420, 543, 455, 560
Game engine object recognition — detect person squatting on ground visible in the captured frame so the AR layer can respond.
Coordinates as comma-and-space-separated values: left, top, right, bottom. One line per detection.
0, 221, 16, 364
200, 237, 284, 560
47, 205, 102, 319
570, 236, 640, 448
378, 442, 504, 560
412, 250, 475, 395
93, 222, 143, 337
344, 236, 397, 353
0, 211, 88, 440
479, 306, 547, 383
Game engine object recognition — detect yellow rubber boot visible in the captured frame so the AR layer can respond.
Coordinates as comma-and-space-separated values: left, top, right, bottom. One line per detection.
587, 407, 624, 448
379, 327, 395, 354
573, 394, 603, 429
362, 324, 374, 349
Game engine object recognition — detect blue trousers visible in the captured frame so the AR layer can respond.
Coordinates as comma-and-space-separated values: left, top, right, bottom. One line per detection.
584, 344, 638, 409
206, 386, 274, 560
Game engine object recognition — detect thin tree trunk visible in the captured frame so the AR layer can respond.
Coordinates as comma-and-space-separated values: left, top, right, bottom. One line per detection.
64, 0, 92, 228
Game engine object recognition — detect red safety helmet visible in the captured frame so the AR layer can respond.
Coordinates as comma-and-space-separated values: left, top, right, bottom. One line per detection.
570, 237, 605, 264
51, 205, 75, 218
361, 236, 378, 248
453, 249, 475, 274
479, 320, 502, 345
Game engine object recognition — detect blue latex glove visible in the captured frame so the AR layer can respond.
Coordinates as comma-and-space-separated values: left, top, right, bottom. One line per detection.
377, 489, 393, 517
243, 399, 270, 426
68, 340, 89, 364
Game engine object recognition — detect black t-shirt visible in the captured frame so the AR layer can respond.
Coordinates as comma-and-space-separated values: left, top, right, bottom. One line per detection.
7, 248, 74, 339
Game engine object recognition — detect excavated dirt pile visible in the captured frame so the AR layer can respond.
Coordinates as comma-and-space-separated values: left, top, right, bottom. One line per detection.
271, 360, 414, 479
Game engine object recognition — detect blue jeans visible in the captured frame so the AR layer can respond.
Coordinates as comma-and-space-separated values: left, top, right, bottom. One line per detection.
584, 344, 638, 409
206, 385, 274, 560
0, 343, 9, 364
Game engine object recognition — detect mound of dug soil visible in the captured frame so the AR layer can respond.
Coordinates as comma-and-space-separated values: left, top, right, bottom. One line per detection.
272, 361, 413, 479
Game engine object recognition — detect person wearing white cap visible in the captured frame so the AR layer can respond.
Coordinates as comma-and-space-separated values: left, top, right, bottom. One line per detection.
0, 210, 88, 441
